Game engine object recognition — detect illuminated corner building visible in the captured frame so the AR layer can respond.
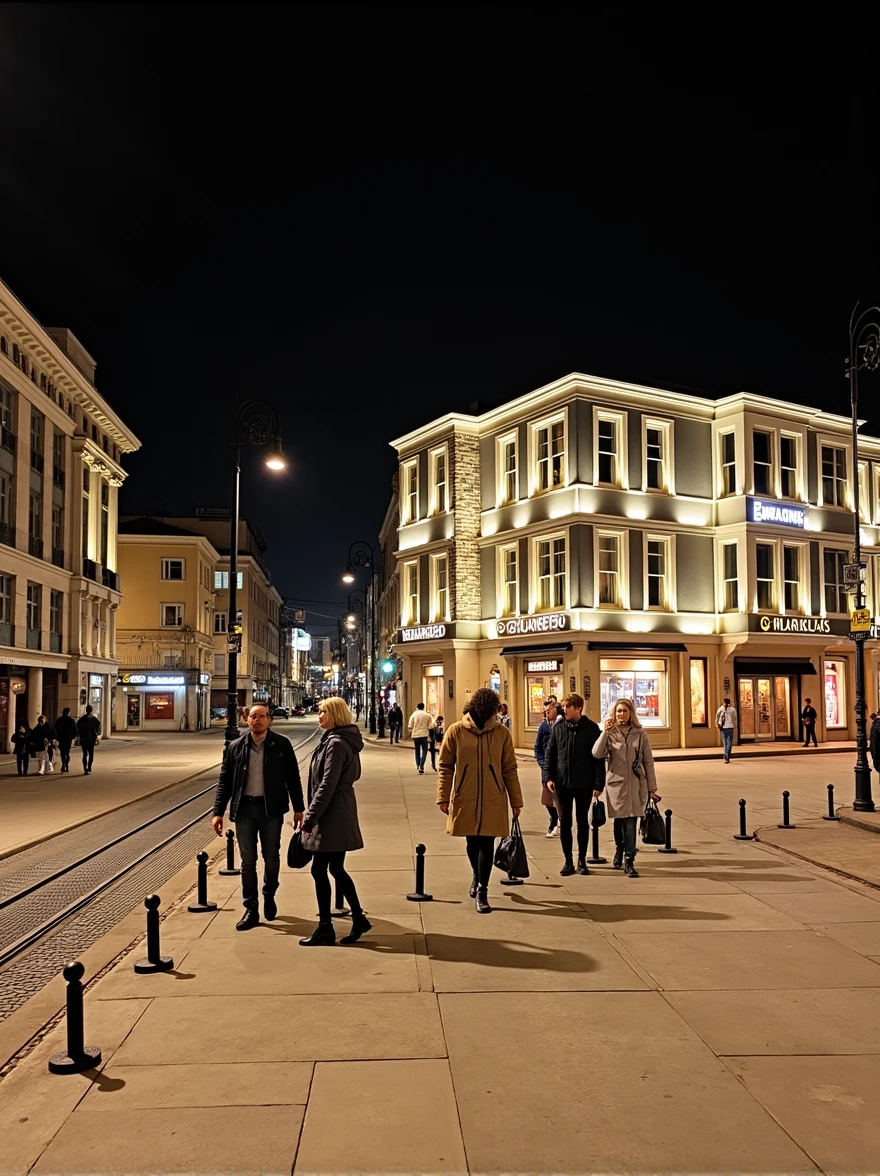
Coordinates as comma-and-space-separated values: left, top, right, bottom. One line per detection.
0, 280, 140, 749
390, 373, 880, 749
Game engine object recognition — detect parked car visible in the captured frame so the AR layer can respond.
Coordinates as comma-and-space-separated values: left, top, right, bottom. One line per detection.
272, 707, 289, 719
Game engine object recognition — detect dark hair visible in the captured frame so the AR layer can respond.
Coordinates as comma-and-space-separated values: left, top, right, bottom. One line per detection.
85, 705, 93, 714
466, 687, 501, 728
62, 707, 71, 716
416, 702, 425, 710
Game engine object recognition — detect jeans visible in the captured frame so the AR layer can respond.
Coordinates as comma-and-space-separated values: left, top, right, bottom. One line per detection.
413, 737, 428, 770
545, 803, 558, 831
613, 816, 638, 860
81, 742, 96, 772
234, 801, 283, 911
554, 786, 591, 861
465, 834, 495, 888
311, 851, 362, 922
58, 742, 72, 770
721, 727, 734, 759
389, 724, 401, 744
803, 723, 818, 747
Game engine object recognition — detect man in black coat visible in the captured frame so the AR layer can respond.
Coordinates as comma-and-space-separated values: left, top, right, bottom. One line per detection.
542, 692, 606, 877
76, 705, 101, 774
801, 698, 819, 747
54, 707, 78, 774
212, 703, 305, 930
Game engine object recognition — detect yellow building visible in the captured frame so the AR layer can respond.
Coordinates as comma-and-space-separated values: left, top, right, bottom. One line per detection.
114, 521, 219, 730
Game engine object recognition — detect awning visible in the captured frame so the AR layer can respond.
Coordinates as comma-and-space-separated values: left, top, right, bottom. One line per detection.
734, 658, 817, 676
588, 642, 688, 652
500, 642, 573, 657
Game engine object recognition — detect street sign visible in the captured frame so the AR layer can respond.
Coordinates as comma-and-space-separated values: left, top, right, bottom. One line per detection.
850, 607, 872, 632
226, 634, 242, 654
850, 630, 869, 642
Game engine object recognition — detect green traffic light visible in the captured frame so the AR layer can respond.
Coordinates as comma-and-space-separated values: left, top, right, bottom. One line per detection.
382, 661, 394, 674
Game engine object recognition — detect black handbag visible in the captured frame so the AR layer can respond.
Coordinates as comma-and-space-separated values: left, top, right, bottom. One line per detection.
591, 798, 607, 828
494, 816, 530, 878
640, 798, 666, 845
287, 829, 313, 869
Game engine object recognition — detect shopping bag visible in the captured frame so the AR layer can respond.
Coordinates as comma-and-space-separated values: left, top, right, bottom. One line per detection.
286, 829, 313, 869
540, 784, 555, 807
591, 798, 607, 828
640, 798, 666, 845
494, 816, 530, 878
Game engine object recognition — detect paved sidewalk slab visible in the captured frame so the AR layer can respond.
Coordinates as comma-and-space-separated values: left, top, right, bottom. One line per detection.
579, 891, 805, 933
78, 1061, 313, 1109
815, 920, 880, 958
752, 887, 880, 924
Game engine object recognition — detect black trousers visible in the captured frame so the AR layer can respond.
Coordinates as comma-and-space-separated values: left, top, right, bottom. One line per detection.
16, 753, 29, 776
554, 786, 591, 861
311, 851, 362, 922
803, 723, 818, 746
81, 742, 96, 771
58, 741, 72, 770
465, 835, 495, 887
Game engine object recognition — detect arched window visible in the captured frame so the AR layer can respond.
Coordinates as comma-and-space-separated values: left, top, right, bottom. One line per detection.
0, 337, 7, 355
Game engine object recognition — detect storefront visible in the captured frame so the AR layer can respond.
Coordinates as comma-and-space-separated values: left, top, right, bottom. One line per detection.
116, 669, 207, 732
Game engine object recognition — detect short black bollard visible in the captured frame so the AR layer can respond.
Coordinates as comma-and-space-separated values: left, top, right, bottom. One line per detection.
500, 872, 524, 886
406, 843, 433, 901
188, 851, 218, 913
823, 782, 841, 821
658, 808, 678, 854
777, 790, 796, 829
733, 797, 756, 841
218, 829, 241, 876
48, 962, 102, 1074
586, 821, 607, 865
331, 879, 350, 918
134, 895, 174, 973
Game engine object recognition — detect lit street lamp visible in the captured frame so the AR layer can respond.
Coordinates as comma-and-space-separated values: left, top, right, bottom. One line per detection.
224, 400, 286, 749
847, 303, 880, 812
341, 541, 378, 734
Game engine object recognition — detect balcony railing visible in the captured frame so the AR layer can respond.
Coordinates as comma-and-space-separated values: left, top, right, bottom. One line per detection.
101, 567, 119, 591
117, 647, 208, 670
0, 522, 15, 548
26, 628, 41, 650
53, 464, 65, 489
1, 426, 15, 455
82, 558, 97, 581
0, 621, 13, 647
52, 547, 65, 569
28, 535, 43, 560
30, 451, 44, 474
49, 632, 62, 654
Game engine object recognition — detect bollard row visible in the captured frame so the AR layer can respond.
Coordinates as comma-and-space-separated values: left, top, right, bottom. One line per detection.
586, 820, 607, 865
823, 782, 841, 821
48, 962, 102, 1075
733, 797, 756, 841
778, 790, 796, 829
218, 829, 241, 876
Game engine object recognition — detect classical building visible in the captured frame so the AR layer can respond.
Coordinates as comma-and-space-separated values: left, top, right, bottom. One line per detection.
0, 280, 140, 749
390, 372, 880, 749
376, 475, 401, 706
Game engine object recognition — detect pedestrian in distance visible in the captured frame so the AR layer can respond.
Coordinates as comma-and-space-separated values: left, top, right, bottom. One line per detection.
534, 698, 561, 836
32, 715, 57, 776
12, 724, 30, 775
437, 687, 523, 914
715, 697, 737, 763
76, 705, 101, 774
428, 715, 445, 771
299, 697, 370, 947
542, 693, 604, 876
592, 698, 661, 879
212, 703, 304, 931
54, 707, 78, 774
387, 703, 403, 744
408, 702, 434, 774
802, 698, 819, 747
498, 703, 511, 730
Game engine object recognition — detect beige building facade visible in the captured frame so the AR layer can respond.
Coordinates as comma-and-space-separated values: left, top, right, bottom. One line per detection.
0, 280, 140, 750
391, 372, 880, 750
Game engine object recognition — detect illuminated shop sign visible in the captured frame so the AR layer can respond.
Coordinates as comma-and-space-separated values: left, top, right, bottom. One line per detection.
145, 675, 186, 686
748, 498, 806, 529
89, 674, 104, 686
526, 659, 563, 673
758, 614, 829, 634
497, 613, 570, 637
399, 624, 449, 642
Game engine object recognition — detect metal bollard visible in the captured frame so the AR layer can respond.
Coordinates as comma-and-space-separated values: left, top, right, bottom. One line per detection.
218, 829, 241, 876
777, 790, 796, 829
586, 821, 607, 865
823, 782, 841, 821
331, 879, 350, 918
188, 851, 218, 913
406, 843, 434, 901
48, 962, 102, 1074
658, 808, 678, 854
134, 895, 174, 973
733, 797, 756, 841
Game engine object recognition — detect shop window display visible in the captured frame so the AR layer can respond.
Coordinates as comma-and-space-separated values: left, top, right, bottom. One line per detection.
599, 659, 667, 726
824, 659, 846, 728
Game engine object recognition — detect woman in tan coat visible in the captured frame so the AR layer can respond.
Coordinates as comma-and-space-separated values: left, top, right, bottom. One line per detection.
592, 698, 661, 878
437, 688, 524, 913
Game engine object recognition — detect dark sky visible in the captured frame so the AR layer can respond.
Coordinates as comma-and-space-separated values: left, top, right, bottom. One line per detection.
1, 1, 878, 635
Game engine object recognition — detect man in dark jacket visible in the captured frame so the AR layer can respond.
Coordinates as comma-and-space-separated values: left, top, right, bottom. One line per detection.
801, 698, 819, 747
387, 703, 403, 744
534, 699, 561, 836
212, 703, 304, 930
76, 705, 101, 774
54, 707, 78, 774
542, 692, 605, 877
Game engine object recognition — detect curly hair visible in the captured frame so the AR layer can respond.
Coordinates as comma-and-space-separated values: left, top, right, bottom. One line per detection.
465, 687, 502, 729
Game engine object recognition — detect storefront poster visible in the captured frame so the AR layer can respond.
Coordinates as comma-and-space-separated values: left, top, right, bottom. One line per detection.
689, 659, 707, 726
824, 660, 846, 728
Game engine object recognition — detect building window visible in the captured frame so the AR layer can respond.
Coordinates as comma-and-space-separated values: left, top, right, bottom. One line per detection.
783, 545, 802, 612
597, 532, 623, 607
161, 651, 184, 668
429, 447, 447, 515
100, 483, 109, 568
161, 603, 184, 627
823, 548, 848, 614
499, 544, 518, 617
50, 589, 62, 635
534, 535, 566, 611
26, 582, 41, 643
213, 571, 243, 589
0, 383, 12, 435
720, 431, 736, 496
52, 503, 63, 553
0, 471, 11, 530
402, 561, 419, 626
162, 558, 185, 581
82, 467, 90, 561
595, 413, 623, 486
600, 657, 668, 728
0, 574, 12, 645
214, 612, 228, 633
643, 419, 672, 493
858, 461, 871, 524
29, 491, 42, 555
780, 434, 798, 499
721, 542, 738, 611
824, 658, 847, 729
755, 541, 775, 611
30, 409, 44, 472
498, 432, 518, 505
401, 460, 418, 524
213, 653, 226, 675
431, 553, 449, 622
145, 692, 175, 721
533, 416, 565, 493
646, 536, 671, 609
821, 445, 847, 508
753, 430, 773, 496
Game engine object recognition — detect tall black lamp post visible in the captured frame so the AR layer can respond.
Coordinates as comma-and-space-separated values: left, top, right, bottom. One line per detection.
847, 303, 880, 812
343, 541, 378, 734
347, 590, 368, 725
224, 400, 286, 749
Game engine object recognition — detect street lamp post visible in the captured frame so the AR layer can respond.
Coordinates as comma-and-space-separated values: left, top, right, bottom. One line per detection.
342, 541, 378, 734
847, 303, 880, 813
224, 400, 286, 749
347, 590, 367, 727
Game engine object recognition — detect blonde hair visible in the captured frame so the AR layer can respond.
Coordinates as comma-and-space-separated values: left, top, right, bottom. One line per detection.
318, 697, 354, 728
609, 697, 642, 728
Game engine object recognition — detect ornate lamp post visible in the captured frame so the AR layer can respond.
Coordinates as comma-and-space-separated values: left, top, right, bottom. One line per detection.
342, 541, 378, 734
224, 400, 286, 749
846, 303, 880, 812
347, 590, 367, 725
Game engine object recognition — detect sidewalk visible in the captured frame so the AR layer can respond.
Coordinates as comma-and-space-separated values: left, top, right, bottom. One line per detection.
2, 743, 880, 1175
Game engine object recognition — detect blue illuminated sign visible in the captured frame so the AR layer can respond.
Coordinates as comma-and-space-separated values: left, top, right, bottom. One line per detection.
748, 498, 806, 529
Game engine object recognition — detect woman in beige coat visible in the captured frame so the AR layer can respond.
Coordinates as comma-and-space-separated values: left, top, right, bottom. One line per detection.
592, 698, 661, 878
437, 688, 524, 914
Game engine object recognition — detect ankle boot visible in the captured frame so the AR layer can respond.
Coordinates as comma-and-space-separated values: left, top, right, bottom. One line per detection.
299, 921, 336, 946
475, 887, 492, 914
468, 873, 479, 899
560, 859, 575, 876
624, 858, 639, 878
612, 846, 623, 870
340, 913, 372, 944
576, 858, 590, 876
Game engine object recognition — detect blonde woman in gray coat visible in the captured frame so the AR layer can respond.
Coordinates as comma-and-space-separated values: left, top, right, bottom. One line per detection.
592, 698, 661, 878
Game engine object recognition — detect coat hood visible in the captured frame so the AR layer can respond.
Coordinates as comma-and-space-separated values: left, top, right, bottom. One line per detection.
328, 723, 365, 753
460, 713, 498, 737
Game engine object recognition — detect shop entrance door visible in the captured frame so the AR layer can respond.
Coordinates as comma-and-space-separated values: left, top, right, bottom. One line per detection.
127, 693, 142, 730
738, 676, 793, 740
526, 670, 564, 728
423, 665, 444, 717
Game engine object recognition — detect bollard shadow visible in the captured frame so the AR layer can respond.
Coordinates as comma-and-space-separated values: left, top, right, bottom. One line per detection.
351, 922, 598, 973
170, 970, 197, 981
85, 1070, 126, 1092
574, 903, 731, 924
498, 892, 591, 920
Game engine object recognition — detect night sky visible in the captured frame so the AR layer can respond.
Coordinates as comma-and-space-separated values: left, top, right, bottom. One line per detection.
1, 1, 878, 636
